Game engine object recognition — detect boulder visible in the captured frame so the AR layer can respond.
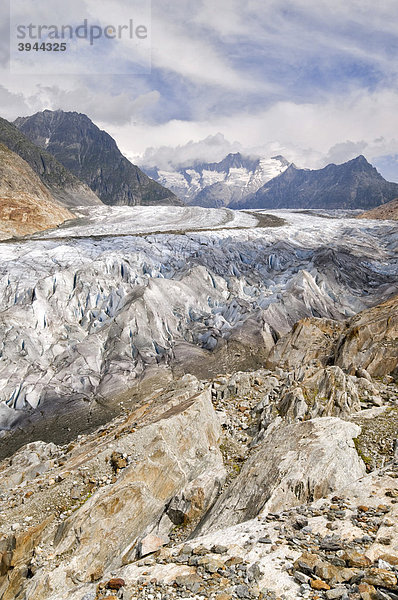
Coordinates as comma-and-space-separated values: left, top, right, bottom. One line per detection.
50, 389, 225, 581
335, 295, 398, 377
194, 417, 366, 535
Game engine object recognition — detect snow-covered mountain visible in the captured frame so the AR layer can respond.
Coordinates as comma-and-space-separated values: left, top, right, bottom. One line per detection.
233, 155, 398, 210
143, 152, 290, 207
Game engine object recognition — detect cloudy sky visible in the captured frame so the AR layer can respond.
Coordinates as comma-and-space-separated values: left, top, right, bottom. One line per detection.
2, 0, 398, 177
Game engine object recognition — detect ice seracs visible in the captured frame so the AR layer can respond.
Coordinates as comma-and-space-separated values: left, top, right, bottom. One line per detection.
0, 206, 396, 436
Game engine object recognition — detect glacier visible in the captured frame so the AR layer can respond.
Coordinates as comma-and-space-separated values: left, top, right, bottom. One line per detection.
0, 206, 397, 446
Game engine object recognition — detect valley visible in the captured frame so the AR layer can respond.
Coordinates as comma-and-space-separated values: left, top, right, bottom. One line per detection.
3, 1, 398, 597
0, 116, 398, 600
0, 207, 396, 451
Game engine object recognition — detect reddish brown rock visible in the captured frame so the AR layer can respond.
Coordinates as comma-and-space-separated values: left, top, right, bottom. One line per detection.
106, 577, 125, 590
342, 550, 371, 568
358, 198, 398, 221
295, 552, 329, 575
358, 582, 378, 600
0, 144, 74, 240
379, 553, 398, 565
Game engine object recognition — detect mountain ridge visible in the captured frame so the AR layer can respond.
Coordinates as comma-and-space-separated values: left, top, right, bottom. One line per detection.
0, 116, 101, 208
0, 142, 74, 238
142, 152, 289, 207
232, 154, 398, 209
15, 110, 182, 207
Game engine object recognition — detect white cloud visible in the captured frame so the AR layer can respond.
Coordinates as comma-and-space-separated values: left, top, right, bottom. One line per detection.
150, 12, 275, 93
105, 88, 398, 170
325, 141, 369, 165
136, 133, 242, 169
2, 0, 398, 177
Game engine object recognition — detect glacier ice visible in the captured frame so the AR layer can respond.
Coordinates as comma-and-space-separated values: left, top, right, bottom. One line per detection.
0, 206, 396, 432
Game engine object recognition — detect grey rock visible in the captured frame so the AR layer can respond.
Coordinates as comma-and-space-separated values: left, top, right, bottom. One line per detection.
235, 583, 251, 598
194, 417, 365, 535
0, 116, 101, 208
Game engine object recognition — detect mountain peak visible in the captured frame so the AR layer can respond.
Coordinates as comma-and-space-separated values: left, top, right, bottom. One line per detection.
14, 111, 181, 207
143, 152, 289, 207
0, 116, 101, 208
348, 154, 372, 167
271, 155, 290, 167
233, 155, 398, 210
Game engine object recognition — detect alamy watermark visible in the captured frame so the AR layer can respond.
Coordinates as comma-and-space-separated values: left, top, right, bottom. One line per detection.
10, 1, 151, 74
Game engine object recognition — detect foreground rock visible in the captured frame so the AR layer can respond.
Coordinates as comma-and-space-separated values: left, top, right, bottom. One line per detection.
65, 459, 398, 600
0, 378, 225, 599
194, 417, 366, 536
0, 363, 396, 599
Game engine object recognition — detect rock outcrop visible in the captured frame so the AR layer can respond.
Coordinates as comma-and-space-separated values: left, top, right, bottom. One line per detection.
108, 462, 398, 600
194, 417, 366, 536
0, 378, 226, 599
0, 360, 396, 600
277, 366, 365, 421
268, 295, 398, 378
0, 143, 74, 239
335, 295, 398, 377
267, 317, 344, 370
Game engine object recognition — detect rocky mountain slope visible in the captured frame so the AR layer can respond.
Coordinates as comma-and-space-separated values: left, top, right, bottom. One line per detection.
0, 306, 396, 600
0, 143, 74, 239
268, 294, 398, 378
358, 198, 398, 221
0, 117, 101, 208
15, 110, 181, 207
233, 156, 398, 210
143, 153, 289, 207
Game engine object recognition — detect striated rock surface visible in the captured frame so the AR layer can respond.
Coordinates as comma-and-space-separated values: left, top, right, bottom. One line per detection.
194, 417, 366, 536
267, 317, 344, 370
277, 366, 364, 421
335, 294, 398, 377
268, 295, 398, 378
0, 143, 74, 239
0, 362, 396, 599
0, 378, 225, 599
